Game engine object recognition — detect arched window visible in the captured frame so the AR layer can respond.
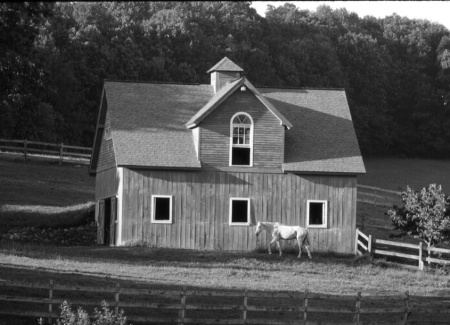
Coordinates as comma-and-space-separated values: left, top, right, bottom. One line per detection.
230, 113, 253, 166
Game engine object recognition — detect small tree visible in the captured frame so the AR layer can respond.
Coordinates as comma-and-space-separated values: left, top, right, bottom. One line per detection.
387, 184, 450, 249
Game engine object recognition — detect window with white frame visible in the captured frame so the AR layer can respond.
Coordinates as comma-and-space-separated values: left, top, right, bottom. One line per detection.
229, 197, 251, 225
230, 113, 253, 166
151, 195, 173, 224
306, 200, 328, 228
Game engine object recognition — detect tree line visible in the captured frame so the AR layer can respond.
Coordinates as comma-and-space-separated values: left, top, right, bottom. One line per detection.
1, 2, 450, 157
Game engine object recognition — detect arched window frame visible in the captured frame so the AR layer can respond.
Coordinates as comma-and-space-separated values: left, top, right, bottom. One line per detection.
229, 112, 254, 167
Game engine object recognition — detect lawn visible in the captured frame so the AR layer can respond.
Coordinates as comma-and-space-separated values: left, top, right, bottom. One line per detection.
358, 158, 450, 192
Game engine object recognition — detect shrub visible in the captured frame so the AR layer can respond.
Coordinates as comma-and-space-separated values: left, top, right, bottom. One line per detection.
39, 300, 128, 325
387, 184, 450, 249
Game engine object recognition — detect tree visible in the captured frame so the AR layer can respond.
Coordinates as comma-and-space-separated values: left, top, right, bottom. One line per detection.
387, 184, 450, 249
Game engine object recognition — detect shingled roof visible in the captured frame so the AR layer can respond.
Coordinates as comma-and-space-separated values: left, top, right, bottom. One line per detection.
207, 56, 244, 73
259, 88, 365, 173
91, 80, 365, 174
101, 81, 213, 169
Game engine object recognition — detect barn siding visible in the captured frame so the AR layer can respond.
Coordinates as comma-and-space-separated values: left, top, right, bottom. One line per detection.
95, 167, 119, 201
199, 90, 284, 169
120, 169, 357, 253
97, 107, 116, 173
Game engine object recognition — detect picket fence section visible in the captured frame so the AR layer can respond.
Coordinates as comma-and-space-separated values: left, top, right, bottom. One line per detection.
355, 228, 450, 271
2, 280, 447, 325
0, 138, 92, 164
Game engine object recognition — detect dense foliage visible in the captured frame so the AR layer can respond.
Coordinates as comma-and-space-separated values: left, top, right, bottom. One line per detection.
388, 184, 450, 248
1, 2, 450, 157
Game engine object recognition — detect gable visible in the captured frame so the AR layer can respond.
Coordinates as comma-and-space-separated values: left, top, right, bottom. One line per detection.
199, 89, 284, 169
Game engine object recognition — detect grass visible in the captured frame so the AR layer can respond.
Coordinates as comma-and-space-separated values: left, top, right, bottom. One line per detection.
0, 153, 95, 233
0, 244, 449, 296
358, 158, 450, 192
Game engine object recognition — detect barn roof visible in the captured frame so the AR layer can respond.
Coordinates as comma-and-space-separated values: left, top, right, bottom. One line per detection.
91, 80, 365, 174
206, 56, 244, 73
185, 77, 293, 130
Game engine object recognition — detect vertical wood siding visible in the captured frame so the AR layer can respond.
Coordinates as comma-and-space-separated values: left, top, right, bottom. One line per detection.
120, 169, 357, 254
97, 108, 116, 172
199, 91, 284, 169
95, 167, 120, 201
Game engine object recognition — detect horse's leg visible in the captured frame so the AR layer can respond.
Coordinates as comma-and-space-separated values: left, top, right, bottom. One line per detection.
276, 240, 282, 256
297, 237, 302, 258
304, 244, 312, 259
268, 237, 277, 255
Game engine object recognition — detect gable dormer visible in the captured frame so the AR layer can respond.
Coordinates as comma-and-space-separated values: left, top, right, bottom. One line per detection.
187, 58, 293, 171
207, 57, 244, 93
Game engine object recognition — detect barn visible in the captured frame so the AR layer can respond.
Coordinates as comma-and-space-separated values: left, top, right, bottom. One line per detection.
89, 57, 365, 253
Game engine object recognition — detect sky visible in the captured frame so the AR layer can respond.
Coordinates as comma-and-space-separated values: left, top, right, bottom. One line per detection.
250, 1, 450, 30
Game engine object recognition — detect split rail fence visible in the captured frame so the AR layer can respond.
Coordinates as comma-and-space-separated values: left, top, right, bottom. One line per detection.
0, 139, 92, 164
1, 280, 449, 324
355, 228, 450, 271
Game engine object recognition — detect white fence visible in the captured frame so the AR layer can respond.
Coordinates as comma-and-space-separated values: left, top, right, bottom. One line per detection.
355, 228, 450, 271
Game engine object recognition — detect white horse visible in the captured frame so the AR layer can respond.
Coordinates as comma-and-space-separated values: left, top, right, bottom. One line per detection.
255, 221, 312, 259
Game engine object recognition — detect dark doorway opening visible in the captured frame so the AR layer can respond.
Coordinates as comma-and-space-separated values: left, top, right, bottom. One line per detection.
104, 198, 111, 245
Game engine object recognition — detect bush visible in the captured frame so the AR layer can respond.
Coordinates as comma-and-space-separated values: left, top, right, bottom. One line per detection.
387, 184, 450, 249
38, 301, 128, 325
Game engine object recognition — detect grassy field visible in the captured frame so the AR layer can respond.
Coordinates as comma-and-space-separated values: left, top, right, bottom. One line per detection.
1, 154, 450, 323
0, 153, 95, 233
358, 158, 450, 192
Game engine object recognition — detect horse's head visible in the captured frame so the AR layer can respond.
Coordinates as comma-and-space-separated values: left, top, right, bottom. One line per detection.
255, 222, 262, 237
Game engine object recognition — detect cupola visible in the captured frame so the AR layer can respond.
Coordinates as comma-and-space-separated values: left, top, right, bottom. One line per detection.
207, 57, 244, 93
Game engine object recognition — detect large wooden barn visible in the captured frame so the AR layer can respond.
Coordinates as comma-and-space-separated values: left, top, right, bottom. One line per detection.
89, 57, 365, 253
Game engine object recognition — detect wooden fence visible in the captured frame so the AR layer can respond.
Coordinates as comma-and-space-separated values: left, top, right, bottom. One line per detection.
1, 280, 449, 324
357, 184, 401, 208
355, 228, 450, 271
0, 139, 92, 164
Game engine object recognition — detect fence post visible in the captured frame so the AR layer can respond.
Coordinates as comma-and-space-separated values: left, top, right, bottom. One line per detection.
24, 139, 27, 161
404, 291, 410, 323
355, 228, 359, 255
427, 245, 431, 265
418, 242, 424, 271
48, 279, 54, 325
353, 292, 361, 323
179, 286, 186, 325
242, 289, 247, 324
368, 234, 372, 255
59, 142, 64, 165
303, 289, 308, 322
114, 283, 120, 314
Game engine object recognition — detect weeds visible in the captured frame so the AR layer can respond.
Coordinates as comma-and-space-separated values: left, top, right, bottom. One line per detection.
38, 301, 129, 325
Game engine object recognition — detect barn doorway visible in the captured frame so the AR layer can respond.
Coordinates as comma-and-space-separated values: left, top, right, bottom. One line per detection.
97, 197, 117, 246
104, 198, 111, 245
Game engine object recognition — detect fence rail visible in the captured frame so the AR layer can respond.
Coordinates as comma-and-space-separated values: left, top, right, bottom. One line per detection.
2, 280, 450, 324
355, 228, 450, 271
357, 184, 401, 207
0, 139, 92, 164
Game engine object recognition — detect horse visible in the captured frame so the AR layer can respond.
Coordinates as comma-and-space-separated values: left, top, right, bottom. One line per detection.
255, 221, 312, 259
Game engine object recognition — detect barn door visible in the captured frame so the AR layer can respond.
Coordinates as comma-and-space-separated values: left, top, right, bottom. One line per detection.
109, 197, 117, 246
97, 200, 105, 245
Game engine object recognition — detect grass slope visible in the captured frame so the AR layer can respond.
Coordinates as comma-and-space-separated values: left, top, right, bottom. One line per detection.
0, 154, 95, 233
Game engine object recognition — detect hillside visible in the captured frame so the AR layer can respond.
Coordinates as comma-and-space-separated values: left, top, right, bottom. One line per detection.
0, 154, 95, 233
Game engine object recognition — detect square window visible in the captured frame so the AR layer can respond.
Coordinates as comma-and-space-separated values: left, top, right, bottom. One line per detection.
229, 198, 251, 225
306, 200, 327, 228
231, 147, 251, 165
151, 195, 172, 224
